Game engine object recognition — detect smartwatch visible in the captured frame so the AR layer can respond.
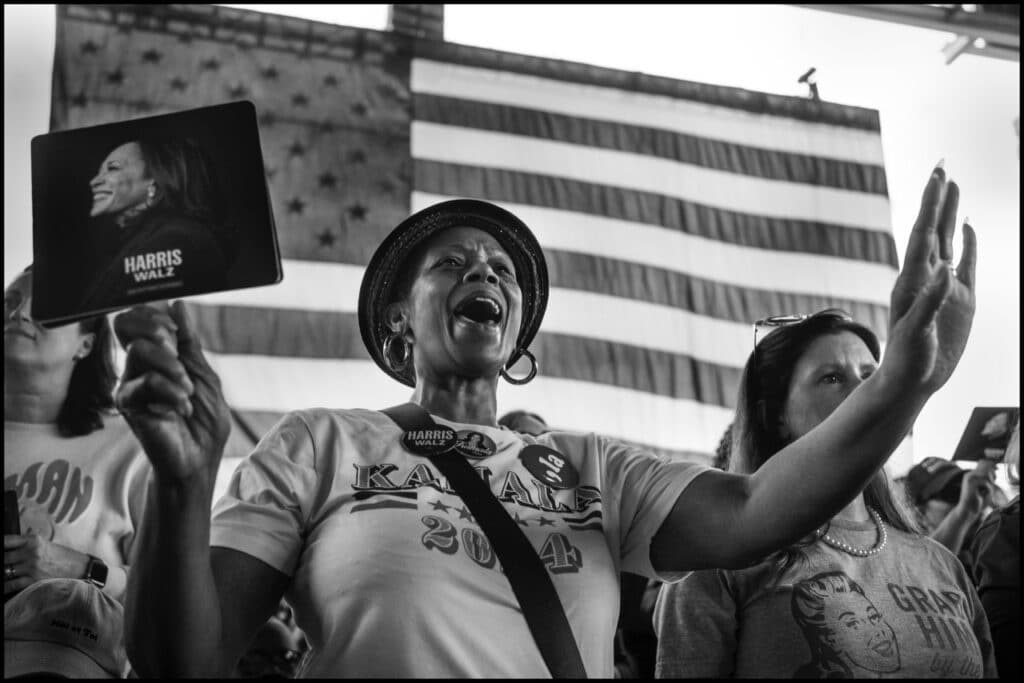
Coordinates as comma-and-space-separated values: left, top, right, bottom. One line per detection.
84, 555, 108, 589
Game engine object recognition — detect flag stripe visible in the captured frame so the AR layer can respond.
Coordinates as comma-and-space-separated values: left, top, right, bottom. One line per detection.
188, 303, 740, 403
412, 122, 893, 232
205, 352, 735, 454
413, 191, 898, 307
190, 258, 891, 369
196, 251, 891, 334
410, 59, 885, 164
412, 164, 899, 268
546, 251, 890, 337
413, 93, 888, 195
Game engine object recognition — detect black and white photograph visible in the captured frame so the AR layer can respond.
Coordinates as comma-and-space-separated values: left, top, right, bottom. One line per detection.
953, 406, 1022, 462
4, 4, 1019, 680
29, 100, 280, 326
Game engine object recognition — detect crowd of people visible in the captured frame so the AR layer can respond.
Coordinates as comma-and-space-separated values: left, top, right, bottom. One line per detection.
4, 163, 1020, 678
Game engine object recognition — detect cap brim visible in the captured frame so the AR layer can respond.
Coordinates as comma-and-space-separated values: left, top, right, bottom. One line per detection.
358, 199, 549, 387
4, 640, 116, 679
916, 467, 964, 504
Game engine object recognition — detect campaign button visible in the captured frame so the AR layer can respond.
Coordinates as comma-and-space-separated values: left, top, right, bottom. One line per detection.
456, 430, 496, 459
402, 427, 457, 456
519, 445, 578, 490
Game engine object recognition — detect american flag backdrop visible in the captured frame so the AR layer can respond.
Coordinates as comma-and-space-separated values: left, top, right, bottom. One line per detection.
49, 5, 904, 495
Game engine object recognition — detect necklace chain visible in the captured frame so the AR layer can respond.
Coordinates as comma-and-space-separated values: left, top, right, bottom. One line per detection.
815, 507, 887, 557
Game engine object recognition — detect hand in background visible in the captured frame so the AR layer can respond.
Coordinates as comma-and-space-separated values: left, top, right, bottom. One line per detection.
957, 459, 997, 519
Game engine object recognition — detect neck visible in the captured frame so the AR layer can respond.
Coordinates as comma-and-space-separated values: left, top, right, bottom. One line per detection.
410, 373, 499, 427
833, 494, 871, 524
116, 202, 150, 228
4, 362, 71, 425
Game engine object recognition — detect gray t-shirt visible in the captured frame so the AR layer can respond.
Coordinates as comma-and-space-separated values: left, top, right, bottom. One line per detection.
654, 517, 997, 678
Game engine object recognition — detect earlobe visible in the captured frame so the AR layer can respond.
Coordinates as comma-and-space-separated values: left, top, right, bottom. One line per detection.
384, 302, 407, 335
77, 333, 96, 361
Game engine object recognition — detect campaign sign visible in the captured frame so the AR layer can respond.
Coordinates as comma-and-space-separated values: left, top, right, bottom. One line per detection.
30, 101, 281, 327
951, 406, 1020, 462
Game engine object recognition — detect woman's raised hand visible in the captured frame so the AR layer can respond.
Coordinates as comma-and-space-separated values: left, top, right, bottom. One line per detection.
113, 301, 231, 485
883, 163, 977, 396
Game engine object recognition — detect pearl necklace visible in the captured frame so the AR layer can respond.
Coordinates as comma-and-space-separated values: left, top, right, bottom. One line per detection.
815, 507, 887, 557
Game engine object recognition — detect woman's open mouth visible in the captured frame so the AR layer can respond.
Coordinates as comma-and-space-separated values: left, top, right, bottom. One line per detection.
453, 295, 503, 328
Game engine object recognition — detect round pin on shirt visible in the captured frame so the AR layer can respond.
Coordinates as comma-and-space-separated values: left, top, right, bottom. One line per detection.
455, 430, 497, 459
519, 445, 578, 490
402, 427, 458, 456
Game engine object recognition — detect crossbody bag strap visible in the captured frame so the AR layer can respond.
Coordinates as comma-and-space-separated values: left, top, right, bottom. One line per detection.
381, 403, 587, 679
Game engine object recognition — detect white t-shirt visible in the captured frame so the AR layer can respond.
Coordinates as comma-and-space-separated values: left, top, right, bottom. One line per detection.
4, 416, 151, 602
211, 408, 708, 677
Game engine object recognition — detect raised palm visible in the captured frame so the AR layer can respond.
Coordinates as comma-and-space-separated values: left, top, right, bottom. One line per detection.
886, 165, 976, 394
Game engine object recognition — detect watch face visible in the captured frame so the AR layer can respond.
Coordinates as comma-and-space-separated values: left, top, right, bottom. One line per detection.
88, 558, 109, 587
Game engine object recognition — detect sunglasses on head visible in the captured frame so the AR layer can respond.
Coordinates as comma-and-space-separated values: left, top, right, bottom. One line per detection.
752, 308, 853, 347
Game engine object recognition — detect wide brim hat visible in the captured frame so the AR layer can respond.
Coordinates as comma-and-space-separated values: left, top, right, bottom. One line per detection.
359, 198, 549, 387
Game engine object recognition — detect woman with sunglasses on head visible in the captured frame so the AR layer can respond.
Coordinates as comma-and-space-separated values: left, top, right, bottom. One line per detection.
114, 165, 976, 678
653, 309, 997, 678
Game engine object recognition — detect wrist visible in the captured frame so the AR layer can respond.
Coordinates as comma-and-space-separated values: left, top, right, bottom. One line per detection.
150, 470, 216, 513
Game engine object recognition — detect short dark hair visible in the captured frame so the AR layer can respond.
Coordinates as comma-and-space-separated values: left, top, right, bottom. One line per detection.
730, 313, 920, 550
136, 137, 225, 225
130, 137, 235, 258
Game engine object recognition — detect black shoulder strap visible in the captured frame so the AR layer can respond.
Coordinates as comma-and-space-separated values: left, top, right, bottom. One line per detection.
381, 403, 587, 679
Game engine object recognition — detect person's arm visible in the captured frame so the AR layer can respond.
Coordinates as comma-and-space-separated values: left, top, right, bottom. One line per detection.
113, 301, 283, 676
929, 459, 996, 554
652, 165, 976, 571
968, 502, 1020, 679
127, 479, 288, 676
653, 570, 738, 677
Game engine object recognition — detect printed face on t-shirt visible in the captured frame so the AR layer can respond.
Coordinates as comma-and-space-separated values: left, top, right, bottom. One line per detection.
821, 589, 900, 674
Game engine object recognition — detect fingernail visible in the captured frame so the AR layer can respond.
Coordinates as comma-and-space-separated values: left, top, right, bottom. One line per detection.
935, 158, 945, 170
963, 216, 970, 226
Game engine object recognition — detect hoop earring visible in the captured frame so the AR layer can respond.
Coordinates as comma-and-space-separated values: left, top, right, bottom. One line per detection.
501, 348, 537, 385
382, 333, 411, 374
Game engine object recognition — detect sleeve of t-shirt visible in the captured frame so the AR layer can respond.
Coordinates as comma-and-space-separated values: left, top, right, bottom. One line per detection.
600, 436, 712, 581
209, 412, 321, 576
653, 568, 738, 678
